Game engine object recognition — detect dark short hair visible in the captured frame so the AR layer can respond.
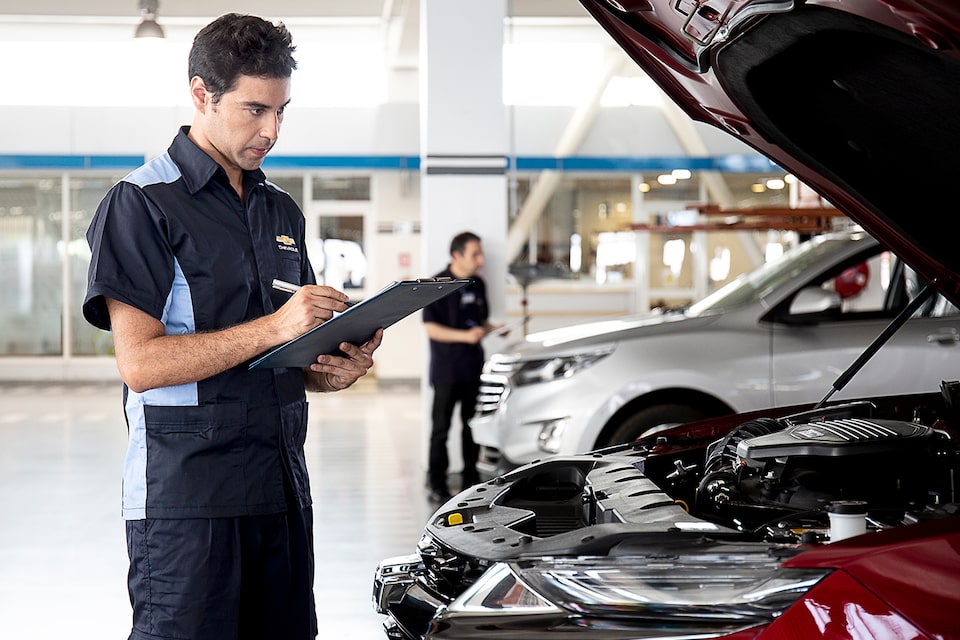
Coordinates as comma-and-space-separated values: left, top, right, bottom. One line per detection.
188, 13, 297, 103
450, 231, 481, 256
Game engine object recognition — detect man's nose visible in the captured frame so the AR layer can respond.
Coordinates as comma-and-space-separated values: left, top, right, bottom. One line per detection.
261, 113, 281, 139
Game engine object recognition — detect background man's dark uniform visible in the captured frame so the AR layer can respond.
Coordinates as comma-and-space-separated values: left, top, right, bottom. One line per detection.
423, 268, 489, 497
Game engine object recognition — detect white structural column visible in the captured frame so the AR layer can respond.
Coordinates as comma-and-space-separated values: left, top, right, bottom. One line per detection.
419, 0, 508, 311
419, 0, 508, 478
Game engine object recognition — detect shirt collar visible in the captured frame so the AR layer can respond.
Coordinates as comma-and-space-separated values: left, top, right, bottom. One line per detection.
168, 126, 267, 195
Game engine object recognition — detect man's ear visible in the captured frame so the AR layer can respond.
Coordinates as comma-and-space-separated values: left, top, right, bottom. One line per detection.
189, 76, 209, 111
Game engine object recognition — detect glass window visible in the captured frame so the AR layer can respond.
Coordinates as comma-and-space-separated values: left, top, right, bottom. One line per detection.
311, 176, 370, 201
0, 178, 63, 355
514, 176, 633, 279
511, 171, 807, 293
313, 216, 367, 290
71, 176, 123, 356
268, 176, 305, 210
688, 234, 861, 316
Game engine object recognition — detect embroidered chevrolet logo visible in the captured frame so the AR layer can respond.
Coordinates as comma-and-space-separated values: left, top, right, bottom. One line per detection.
276, 235, 296, 246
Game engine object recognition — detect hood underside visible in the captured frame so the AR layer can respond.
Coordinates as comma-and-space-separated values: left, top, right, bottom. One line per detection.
581, 0, 960, 305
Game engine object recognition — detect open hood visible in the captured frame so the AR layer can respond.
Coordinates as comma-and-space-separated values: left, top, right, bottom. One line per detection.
580, 0, 960, 306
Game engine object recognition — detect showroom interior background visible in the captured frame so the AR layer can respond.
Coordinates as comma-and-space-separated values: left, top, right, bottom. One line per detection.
0, 3, 841, 381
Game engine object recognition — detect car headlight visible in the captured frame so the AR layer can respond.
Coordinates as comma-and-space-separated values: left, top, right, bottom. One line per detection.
448, 562, 562, 614
512, 345, 614, 386
449, 549, 829, 631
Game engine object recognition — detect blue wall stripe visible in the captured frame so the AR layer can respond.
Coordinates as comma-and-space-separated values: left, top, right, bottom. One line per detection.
0, 154, 781, 173
264, 155, 422, 170
0, 155, 145, 170
266, 154, 781, 172
513, 155, 781, 172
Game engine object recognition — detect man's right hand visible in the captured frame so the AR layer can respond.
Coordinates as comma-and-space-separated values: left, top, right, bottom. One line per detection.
464, 326, 487, 344
272, 285, 352, 342
106, 286, 350, 393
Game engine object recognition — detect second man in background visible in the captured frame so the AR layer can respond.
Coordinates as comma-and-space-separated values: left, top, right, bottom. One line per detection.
423, 232, 499, 503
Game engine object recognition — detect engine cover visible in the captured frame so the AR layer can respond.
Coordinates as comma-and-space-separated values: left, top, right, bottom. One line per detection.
737, 418, 934, 467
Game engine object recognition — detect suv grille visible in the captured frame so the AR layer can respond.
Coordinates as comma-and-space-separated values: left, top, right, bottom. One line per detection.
475, 374, 508, 417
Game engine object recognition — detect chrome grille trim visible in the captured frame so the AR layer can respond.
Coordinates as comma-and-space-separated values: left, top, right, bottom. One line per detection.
475, 374, 508, 417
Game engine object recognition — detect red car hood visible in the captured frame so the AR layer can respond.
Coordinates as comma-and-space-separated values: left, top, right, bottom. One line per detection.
580, 0, 960, 306
783, 516, 960, 637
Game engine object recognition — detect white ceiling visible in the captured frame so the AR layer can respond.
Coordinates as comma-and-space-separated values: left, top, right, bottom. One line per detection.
0, 1, 593, 73
0, 0, 588, 19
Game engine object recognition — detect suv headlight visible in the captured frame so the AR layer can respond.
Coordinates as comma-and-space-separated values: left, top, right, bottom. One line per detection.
449, 549, 828, 632
512, 345, 615, 386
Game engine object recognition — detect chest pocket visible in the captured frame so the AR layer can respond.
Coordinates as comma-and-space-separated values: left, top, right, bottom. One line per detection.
277, 251, 301, 281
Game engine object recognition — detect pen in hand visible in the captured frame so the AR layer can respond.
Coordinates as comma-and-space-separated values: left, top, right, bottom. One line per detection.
271, 279, 356, 307
271, 279, 302, 294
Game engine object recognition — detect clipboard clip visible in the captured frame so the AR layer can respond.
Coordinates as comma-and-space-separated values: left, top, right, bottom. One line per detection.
415, 277, 455, 283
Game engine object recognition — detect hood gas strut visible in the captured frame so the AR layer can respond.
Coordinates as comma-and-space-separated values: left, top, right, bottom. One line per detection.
815, 280, 938, 409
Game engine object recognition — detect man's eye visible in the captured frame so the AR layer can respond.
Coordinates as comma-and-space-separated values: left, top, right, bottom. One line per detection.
250, 108, 264, 116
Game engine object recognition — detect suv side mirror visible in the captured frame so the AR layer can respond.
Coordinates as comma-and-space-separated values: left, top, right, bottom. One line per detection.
788, 287, 843, 322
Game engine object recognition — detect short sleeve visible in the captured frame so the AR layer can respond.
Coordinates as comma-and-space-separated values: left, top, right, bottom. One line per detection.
422, 293, 451, 326
82, 181, 175, 331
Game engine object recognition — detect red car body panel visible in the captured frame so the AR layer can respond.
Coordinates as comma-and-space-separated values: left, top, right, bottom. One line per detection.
781, 517, 960, 639
765, 571, 930, 639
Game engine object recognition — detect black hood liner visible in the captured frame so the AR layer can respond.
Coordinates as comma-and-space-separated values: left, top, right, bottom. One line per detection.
715, 5, 960, 297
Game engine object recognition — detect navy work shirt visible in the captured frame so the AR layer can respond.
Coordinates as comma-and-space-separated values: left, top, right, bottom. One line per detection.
83, 127, 315, 520
422, 267, 489, 386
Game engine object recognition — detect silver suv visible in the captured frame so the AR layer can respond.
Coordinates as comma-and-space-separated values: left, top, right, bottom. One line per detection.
471, 230, 960, 477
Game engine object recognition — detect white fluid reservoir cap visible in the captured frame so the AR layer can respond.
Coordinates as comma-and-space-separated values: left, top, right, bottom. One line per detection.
828, 500, 868, 542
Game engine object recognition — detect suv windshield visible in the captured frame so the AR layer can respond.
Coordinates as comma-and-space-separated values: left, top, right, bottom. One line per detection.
687, 232, 869, 316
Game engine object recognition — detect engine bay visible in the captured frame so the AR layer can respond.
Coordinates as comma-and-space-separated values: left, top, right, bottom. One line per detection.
419, 383, 960, 599
403, 383, 960, 613
680, 400, 958, 542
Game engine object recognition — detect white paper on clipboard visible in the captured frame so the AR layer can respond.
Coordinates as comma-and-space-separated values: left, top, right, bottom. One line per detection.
484, 317, 526, 339
248, 278, 471, 369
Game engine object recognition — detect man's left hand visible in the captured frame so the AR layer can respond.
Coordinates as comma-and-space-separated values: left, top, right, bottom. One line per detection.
307, 328, 384, 392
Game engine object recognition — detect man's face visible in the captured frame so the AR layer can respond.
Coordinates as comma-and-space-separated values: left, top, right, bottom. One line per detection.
453, 240, 485, 277
195, 74, 291, 175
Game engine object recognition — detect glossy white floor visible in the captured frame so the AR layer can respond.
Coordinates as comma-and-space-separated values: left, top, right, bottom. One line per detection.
0, 379, 436, 639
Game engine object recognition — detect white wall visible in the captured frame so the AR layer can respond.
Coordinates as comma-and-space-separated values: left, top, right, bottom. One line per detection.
0, 102, 756, 158
368, 172, 425, 381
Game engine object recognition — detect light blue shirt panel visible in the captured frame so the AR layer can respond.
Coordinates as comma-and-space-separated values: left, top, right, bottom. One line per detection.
163, 259, 196, 337
121, 258, 199, 520
124, 153, 181, 188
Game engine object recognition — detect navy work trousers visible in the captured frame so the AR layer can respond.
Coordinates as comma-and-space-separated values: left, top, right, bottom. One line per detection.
125, 507, 317, 640
429, 381, 481, 493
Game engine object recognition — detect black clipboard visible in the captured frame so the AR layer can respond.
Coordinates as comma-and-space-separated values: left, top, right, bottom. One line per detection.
248, 278, 471, 369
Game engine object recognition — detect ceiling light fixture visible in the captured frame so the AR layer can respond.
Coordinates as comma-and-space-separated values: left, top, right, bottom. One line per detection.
134, 0, 165, 39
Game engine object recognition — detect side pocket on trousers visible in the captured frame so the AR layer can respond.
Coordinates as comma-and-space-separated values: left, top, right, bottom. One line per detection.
143, 402, 246, 514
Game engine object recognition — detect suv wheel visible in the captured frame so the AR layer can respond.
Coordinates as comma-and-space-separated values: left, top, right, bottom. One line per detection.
601, 403, 711, 447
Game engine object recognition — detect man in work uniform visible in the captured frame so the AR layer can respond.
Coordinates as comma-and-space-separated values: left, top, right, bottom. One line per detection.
423, 231, 501, 502
83, 14, 381, 640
